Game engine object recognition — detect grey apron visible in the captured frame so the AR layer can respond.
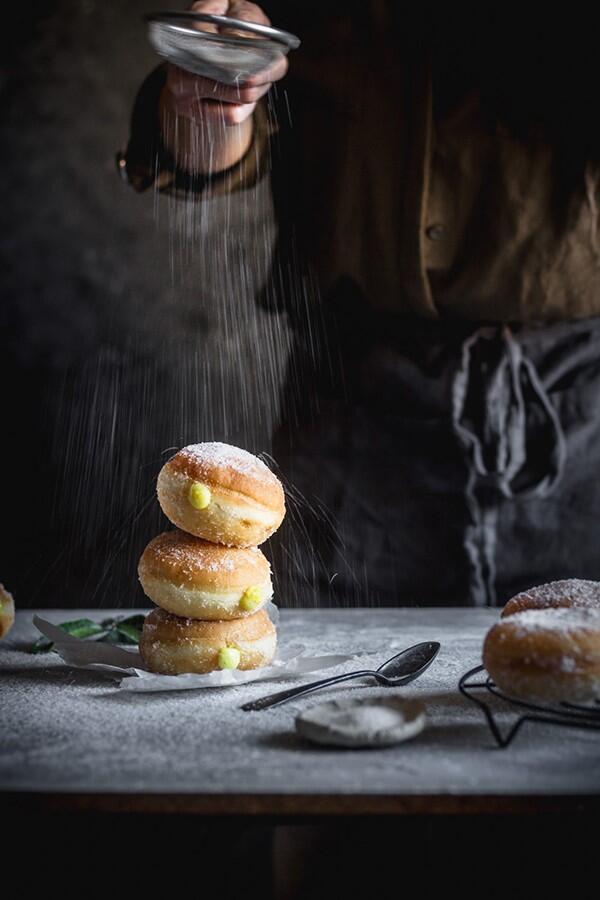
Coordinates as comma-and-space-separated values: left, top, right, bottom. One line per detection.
269, 287, 600, 608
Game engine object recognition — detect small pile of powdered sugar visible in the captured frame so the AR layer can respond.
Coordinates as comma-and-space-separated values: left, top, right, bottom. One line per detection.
296, 697, 426, 748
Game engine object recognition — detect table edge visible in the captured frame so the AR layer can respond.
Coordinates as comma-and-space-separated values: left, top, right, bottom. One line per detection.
2, 791, 598, 816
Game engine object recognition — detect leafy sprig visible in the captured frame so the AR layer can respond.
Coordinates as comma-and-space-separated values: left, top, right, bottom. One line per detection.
30, 614, 145, 653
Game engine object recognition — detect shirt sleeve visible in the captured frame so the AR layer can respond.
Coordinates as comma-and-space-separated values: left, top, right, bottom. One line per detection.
116, 64, 275, 199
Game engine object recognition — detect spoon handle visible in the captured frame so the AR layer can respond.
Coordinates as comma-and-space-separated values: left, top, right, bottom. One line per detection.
240, 669, 374, 711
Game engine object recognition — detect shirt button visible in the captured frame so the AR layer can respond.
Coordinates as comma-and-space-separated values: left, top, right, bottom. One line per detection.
425, 223, 446, 241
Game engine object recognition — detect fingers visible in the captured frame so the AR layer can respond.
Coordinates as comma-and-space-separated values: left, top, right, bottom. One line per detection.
239, 53, 288, 87
187, 0, 269, 32
187, 0, 228, 33
165, 63, 259, 125
171, 95, 257, 126
189, 0, 228, 9
167, 65, 271, 103
164, 1, 286, 126
181, 0, 287, 86
227, 2, 271, 26
201, 98, 257, 125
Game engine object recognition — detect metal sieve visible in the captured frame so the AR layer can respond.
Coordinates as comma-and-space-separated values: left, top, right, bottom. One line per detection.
145, 11, 301, 85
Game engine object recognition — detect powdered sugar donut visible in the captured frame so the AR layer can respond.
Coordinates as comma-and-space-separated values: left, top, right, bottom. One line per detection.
138, 530, 273, 620
0, 584, 15, 640
157, 442, 285, 548
501, 579, 600, 618
139, 606, 277, 675
483, 607, 600, 702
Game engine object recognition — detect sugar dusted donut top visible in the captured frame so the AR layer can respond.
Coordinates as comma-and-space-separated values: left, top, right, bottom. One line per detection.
166, 442, 285, 510
502, 579, 600, 617
499, 606, 600, 636
138, 530, 271, 591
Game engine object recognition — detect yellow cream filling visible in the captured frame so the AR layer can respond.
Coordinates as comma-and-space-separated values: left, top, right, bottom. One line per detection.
188, 482, 212, 510
240, 586, 262, 612
218, 646, 241, 669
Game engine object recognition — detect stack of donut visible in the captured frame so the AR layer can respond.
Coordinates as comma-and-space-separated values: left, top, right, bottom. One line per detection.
138, 443, 286, 675
483, 579, 600, 702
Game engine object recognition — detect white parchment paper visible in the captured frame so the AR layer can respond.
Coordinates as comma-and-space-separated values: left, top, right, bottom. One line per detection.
32, 614, 367, 693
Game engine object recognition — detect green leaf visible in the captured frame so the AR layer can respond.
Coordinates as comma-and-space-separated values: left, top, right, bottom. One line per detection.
29, 614, 145, 653
119, 614, 146, 629
100, 627, 123, 645
61, 619, 106, 639
29, 618, 106, 653
114, 622, 142, 644
30, 637, 54, 654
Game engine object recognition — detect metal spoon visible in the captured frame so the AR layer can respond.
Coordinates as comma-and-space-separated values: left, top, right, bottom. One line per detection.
240, 641, 440, 711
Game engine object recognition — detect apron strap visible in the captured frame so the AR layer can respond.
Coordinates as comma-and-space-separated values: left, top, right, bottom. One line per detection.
451, 324, 566, 499
450, 324, 566, 606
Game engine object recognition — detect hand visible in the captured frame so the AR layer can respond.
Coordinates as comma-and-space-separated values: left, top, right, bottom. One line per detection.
161, 0, 289, 127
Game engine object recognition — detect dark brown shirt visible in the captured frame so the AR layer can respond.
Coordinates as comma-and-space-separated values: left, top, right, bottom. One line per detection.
121, 7, 600, 323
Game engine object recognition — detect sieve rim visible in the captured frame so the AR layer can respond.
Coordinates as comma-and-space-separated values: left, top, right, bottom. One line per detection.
144, 11, 301, 50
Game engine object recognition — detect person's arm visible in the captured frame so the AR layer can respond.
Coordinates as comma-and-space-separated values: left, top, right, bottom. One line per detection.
117, 0, 287, 197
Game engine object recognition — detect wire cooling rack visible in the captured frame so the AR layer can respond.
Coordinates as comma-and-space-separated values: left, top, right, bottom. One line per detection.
459, 665, 600, 748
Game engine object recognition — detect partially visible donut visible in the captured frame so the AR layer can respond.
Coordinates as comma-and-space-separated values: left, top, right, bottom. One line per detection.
0, 584, 15, 640
156, 442, 285, 548
138, 530, 273, 621
139, 607, 277, 675
501, 579, 600, 618
483, 607, 600, 702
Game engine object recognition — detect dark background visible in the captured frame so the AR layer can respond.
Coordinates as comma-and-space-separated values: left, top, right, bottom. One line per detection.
4, 4, 600, 612
1, 0, 293, 610
2, 10, 597, 890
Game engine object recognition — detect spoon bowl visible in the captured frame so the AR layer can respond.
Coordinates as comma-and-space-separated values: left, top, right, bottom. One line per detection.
375, 641, 441, 685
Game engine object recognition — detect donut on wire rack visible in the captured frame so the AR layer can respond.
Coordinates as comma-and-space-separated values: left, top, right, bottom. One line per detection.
483, 606, 600, 702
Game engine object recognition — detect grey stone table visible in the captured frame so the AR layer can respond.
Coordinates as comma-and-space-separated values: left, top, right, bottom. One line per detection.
2, 608, 599, 815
